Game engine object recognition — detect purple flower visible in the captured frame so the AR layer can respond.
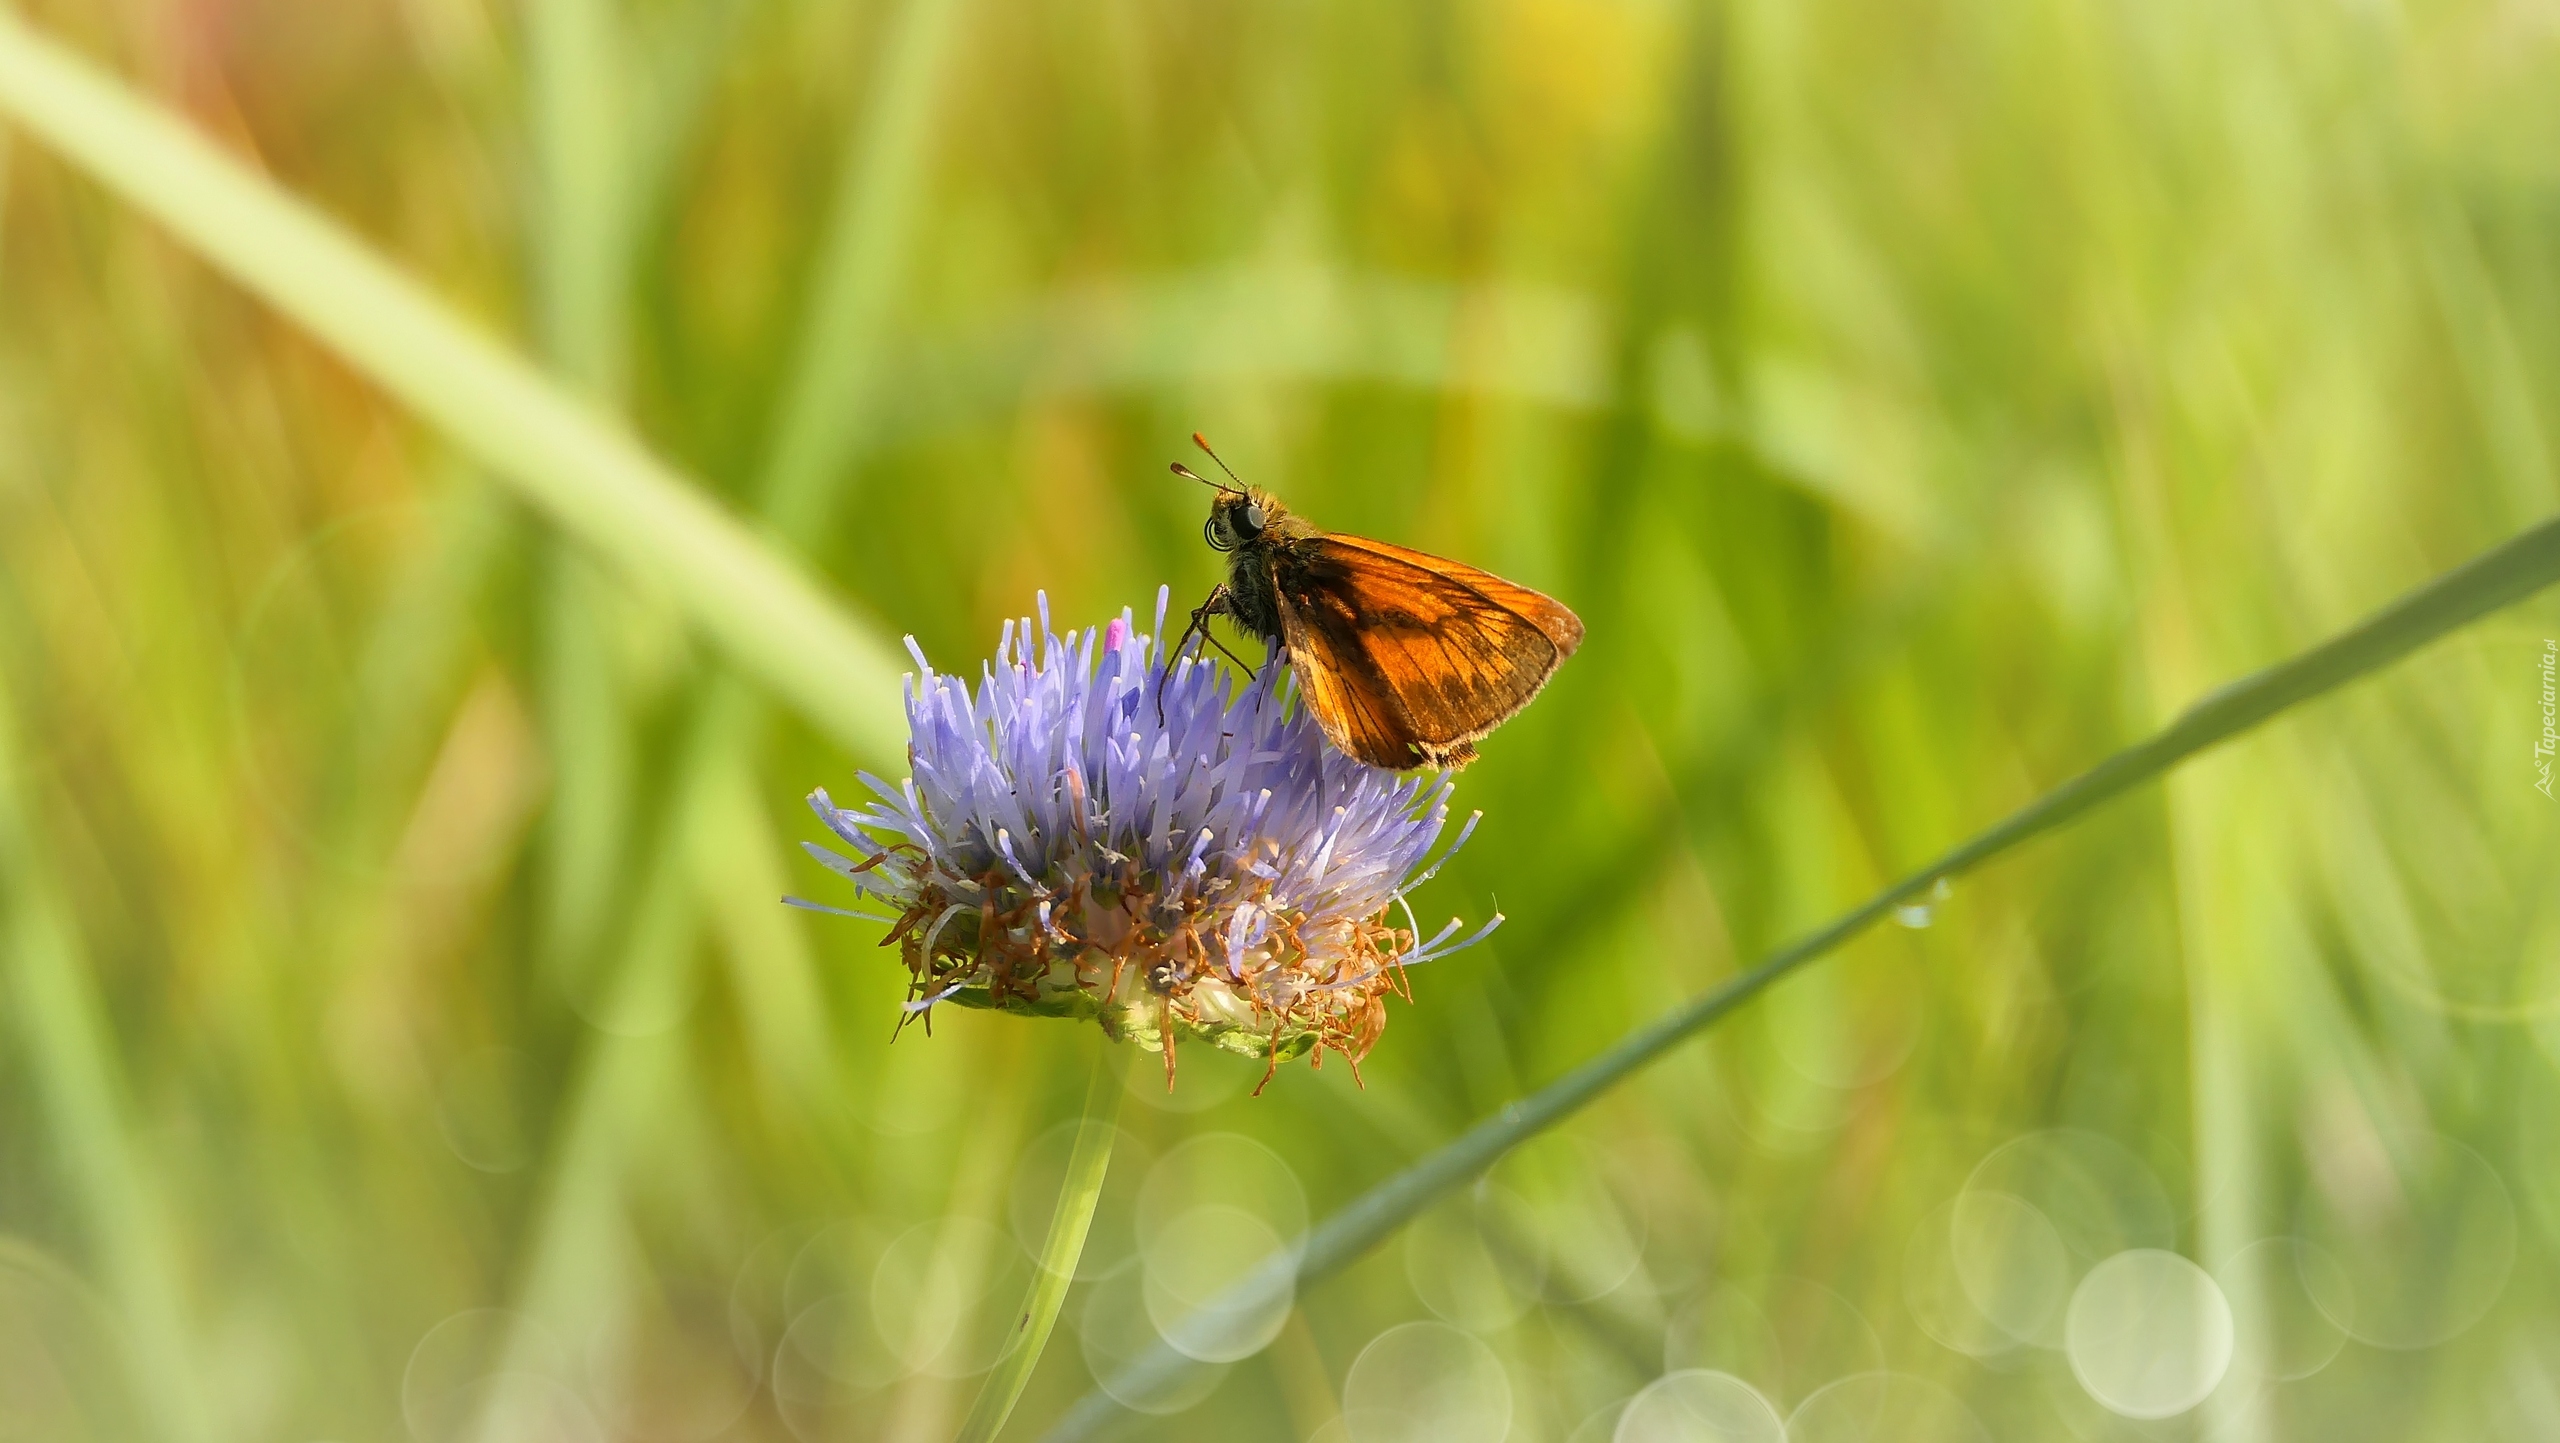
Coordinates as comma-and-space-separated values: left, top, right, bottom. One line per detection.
796, 590, 1496, 1088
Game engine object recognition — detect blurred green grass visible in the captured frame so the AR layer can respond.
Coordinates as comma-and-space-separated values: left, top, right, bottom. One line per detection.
0, 1, 2557, 1441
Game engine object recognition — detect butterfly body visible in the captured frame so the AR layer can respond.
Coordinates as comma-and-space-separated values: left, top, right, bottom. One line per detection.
1194, 481, 1583, 771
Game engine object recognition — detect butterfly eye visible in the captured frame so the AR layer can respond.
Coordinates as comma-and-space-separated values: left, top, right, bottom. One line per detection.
1237, 503, 1266, 539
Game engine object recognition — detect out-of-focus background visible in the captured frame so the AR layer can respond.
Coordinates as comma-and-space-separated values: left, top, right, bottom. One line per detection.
2, 0, 2558, 1440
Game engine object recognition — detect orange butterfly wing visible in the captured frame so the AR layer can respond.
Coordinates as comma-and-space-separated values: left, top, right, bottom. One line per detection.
1270, 535, 1582, 769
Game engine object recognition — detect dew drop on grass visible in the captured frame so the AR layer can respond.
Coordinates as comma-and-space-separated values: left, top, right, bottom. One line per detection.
1892, 879, 1954, 929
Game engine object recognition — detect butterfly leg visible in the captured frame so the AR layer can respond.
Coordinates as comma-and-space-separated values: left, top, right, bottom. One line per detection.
1192, 585, 1266, 671
1200, 628, 1257, 674
1158, 584, 1233, 723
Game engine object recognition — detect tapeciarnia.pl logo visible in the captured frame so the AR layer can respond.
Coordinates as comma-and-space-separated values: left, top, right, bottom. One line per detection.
2538, 639, 2556, 798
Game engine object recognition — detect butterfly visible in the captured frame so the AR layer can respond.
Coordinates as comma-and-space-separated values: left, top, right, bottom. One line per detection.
1168, 435, 1583, 770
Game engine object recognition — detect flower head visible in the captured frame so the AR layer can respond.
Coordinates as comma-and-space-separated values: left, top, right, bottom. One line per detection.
797, 590, 1496, 1088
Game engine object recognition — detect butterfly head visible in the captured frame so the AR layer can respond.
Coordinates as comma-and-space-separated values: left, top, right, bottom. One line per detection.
1173, 433, 1291, 554
1201, 486, 1286, 553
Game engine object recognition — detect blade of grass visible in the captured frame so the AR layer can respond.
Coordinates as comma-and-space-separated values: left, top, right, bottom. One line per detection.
0, 11, 905, 758
757, 0, 962, 534
467, 11, 664, 1439
550, 0, 969, 1109
956, 1048, 1125, 1443
529, 0, 626, 392
468, 696, 730, 1443
698, 752, 840, 1103
0, 674, 212, 1443
476, 0, 967, 1425
1039, 511, 2560, 1442
0, 125, 14, 272
527, 0, 638, 1039
625, 0, 759, 231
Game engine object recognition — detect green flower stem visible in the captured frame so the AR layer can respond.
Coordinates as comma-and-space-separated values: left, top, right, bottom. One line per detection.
0, 11, 907, 759
956, 1049, 1127, 1443
1041, 511, 2560, 1443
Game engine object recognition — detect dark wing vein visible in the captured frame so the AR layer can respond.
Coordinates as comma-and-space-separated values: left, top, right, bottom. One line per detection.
1274, 535, 1581, 766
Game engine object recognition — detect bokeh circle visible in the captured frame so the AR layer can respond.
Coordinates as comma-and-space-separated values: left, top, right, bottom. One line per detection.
2292, 1128, 2514, 1351
1139, 1204, 1295, 1362
1077, 1268, 1229, 1415
1615, 1369, 1784, 1443
2063, 1250, 2233, 1419
1784, 1372, 1990, 1443
2214, 1237, 2352, 1382
1341, 1321, 1513, 1443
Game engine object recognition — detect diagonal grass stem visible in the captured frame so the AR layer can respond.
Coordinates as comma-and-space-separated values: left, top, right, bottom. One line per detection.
0, 11, 907, 757
1039, 511, 2560, 1442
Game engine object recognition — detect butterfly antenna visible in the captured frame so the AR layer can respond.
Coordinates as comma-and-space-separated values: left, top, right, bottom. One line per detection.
1191, 432, 1251, 490
1170, 461, 1239, 497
